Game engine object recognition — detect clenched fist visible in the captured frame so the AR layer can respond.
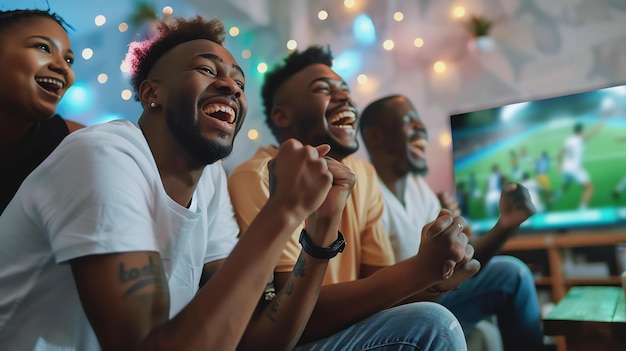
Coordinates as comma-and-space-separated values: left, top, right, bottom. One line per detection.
415, 209, 478, 286
268, 139, 333, 221
498, 183, 536, 230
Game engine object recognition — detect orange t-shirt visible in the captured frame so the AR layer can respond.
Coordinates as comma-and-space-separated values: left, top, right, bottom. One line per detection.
228, 145, 394, 285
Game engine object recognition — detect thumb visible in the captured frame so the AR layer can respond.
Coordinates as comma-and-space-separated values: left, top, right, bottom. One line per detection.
442, 260, 455, 280
426, 211, 453, 238
315, 144, 331, 157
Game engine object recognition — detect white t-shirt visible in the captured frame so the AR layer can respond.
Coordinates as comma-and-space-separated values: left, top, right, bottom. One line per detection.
0, 120, 239, 351
380, 175, 441, 261
562, 134, 584, 171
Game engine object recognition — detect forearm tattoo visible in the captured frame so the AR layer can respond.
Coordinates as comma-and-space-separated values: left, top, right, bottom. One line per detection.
293, 254, 306, 278
266, 255, 307, 322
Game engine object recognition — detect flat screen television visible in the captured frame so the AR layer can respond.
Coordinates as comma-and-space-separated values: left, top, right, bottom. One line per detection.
449, 83, 626, 234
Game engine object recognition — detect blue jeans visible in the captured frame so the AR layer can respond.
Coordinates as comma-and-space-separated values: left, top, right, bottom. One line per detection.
439, 255, 545, 351
295, 302, 467, 351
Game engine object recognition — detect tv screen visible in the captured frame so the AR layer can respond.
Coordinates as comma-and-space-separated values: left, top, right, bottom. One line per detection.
449, 83, 626, 234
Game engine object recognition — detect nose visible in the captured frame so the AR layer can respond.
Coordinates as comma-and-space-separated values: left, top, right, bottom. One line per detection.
331, 88, 351, 104
213, 76, 242, 99
48, 54, 71, 76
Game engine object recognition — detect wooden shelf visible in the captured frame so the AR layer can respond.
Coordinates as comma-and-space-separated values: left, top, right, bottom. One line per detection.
564, 276, 623, 286
501, 231, 626, 302
503, 231, 626, 251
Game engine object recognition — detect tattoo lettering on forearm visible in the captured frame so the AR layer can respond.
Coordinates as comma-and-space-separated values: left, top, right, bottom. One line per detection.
294, 255, 306, 278
284, 279, 294, 295
118, 256, 164, 297
267, 293, 280, 322
266, 279, 295, 322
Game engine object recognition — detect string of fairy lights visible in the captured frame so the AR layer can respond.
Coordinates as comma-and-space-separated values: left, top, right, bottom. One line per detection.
69, 1, 478, 141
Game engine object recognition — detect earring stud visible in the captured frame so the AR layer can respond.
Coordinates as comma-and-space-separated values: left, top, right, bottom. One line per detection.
150, 102, 157, 108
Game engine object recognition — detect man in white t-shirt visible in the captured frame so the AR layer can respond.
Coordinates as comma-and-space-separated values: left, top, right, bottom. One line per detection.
361, 95, 546, 351
0, 16, 345, 351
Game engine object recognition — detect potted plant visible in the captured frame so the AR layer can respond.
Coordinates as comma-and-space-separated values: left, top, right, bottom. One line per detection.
467, 14, 496, 52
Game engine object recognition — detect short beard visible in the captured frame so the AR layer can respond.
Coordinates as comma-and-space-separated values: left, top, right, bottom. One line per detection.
316, 134, 359, 161
409, 163, 428, 176
165, 106, 233, 167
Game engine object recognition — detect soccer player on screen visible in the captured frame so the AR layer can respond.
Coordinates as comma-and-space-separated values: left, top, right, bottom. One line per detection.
535, 151, 552, 206
613, 136, 626, 200
556, 120, 605, 210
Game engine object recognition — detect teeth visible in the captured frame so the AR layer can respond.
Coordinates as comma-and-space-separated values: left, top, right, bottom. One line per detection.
411, 139, 427, 148
35, 77, 64, 89
328, 110, 356, 125
203, 104, 236, 123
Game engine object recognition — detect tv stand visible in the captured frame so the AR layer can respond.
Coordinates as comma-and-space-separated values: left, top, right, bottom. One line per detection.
502, 231, 626, 301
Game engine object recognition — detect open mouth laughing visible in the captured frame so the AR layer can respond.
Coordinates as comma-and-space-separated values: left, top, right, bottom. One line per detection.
409, 136, 427, 159
35, 77, 65, 96
203, 103, 236, 124
328, 110, 356, 128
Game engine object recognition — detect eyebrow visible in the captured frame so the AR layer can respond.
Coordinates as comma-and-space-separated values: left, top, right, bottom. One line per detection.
198, 53, 245, 79
29, 35, 74, 56
308, 77, 349, 90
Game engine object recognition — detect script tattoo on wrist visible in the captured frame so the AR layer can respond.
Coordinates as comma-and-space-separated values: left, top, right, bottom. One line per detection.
294, 255, 306, 278
118, 256, 165, 297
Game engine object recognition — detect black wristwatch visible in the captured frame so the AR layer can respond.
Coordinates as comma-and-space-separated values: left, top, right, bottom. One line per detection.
299, 229, 346, 259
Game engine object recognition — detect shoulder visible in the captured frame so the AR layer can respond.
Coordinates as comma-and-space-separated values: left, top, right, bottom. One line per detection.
45, 120, 154, 175
342, 155, 377, 178
64, 119, 85, 132
229, 145, 277, 178
61, 120, 144, 150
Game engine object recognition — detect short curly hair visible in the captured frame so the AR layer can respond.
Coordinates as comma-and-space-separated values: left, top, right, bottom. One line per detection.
0, 8, 72, 33
261, 46, 333, 136
125, 15, 226, 101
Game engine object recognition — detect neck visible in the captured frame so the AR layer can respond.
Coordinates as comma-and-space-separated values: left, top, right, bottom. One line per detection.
139, 114, 204, 208
0, 113, 36, 153
371, 153, 409, 203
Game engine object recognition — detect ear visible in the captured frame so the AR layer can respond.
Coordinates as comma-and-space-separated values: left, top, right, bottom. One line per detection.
271, 106, 292, 129
363, 127, 382, 148
139, 79, 160, 108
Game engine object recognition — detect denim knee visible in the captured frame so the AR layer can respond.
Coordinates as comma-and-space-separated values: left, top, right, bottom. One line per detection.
486, 255, 534, 288
358, 302, 467, 351
296, 302, 467, 351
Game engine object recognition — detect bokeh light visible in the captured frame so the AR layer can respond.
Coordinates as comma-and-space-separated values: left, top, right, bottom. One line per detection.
121, 89, 133, 100
257, 62, 268, 73
452, 6, 466, 18
434, 61, 447, 73
81, 48, 93, 60
286, 39, 297, 50
357, 74, 368, 85
353, 14, 376, 45
97, 73, 108, 84
383, 39, 395, 50
162, 6, 173, 15
94, 15, 106, 26
248, 129, 259, 140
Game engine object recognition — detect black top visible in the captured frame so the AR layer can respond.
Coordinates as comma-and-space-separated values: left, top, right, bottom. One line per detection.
0, 115, 70, 214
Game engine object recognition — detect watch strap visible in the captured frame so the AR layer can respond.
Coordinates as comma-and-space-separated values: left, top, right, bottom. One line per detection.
299, 229, 345, 259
